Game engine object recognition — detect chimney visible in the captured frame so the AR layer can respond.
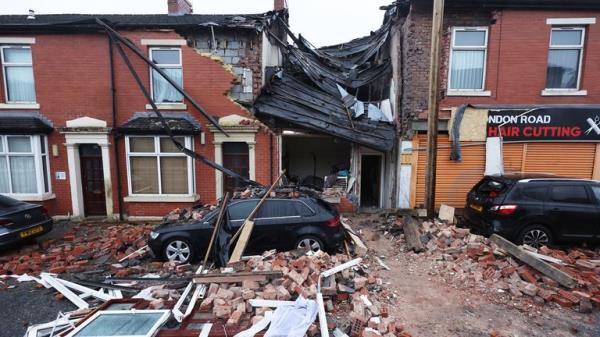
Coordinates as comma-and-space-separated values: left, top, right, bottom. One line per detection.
168, 0, 193, 16
274, 0, 286, 11
27, 9, 35, 20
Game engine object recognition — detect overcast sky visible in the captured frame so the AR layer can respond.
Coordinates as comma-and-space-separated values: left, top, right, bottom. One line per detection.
0, 0, 391, 47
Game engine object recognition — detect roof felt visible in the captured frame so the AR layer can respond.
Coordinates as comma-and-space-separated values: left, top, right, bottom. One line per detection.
0, 13, 271, 31
0, 116, 53, 134
118, 116, 201, 135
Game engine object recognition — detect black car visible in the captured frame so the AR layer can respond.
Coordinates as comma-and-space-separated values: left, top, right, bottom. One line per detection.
147, 196, 345, 263
0, 194, 53, 247
464, 174, 600, 248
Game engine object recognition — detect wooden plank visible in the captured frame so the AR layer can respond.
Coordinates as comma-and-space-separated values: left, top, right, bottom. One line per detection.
202, 192, 230, 269
489, 234, 576, 288
229, 220, 255, 263
341, 220, 368, 256
192, 271, 283, 284
404, 217, 425, 253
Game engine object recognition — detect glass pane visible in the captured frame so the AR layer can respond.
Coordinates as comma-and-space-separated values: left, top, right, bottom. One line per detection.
5, 66, 36, 102
256, 200, 299, 218
131, 157, 159, 194
551, 30, 583, 46
450, 50, 485, 89
160, 157, 188, 194
228, 201, 258, 221
0, 137, 3, 152
0, 157, 9, 193
10, 156, 37, 193
129, 137, 155, 153
152, 68, 183, 103
8, 136, 32, 152
454, 30, 486, 47
3, 48, 32, 63
74, 312, 165, 336
551, 185, 589, 204
546, 49, 580, 89
151, 49, 180, 65
160, 137, 185, 153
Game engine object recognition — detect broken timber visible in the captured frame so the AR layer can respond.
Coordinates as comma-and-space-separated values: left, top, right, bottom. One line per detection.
404, 217, 425, 253
192, 271, 283, 284
489, 234, 577, 289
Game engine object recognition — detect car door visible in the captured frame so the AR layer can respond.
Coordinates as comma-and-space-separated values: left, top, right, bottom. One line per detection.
587, 184, 600, 241
254, 200, 307, 251
546, 183, 597, 241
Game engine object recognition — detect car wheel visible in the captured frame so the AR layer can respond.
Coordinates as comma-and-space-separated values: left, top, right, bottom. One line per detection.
164, 238, 194, 264
296, 235, 324, 253
518, 225, 553, 248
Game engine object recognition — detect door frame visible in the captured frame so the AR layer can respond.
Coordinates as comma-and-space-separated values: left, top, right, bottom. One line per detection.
79, 144, 107, 216
359, 152, 385, 208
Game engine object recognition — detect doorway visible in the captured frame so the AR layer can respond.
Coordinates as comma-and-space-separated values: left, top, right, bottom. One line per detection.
360, 155, 382, 208
222, 142, 250, 195
79, 144, 106, 216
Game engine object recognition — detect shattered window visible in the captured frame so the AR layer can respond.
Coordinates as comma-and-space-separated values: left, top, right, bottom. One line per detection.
149, 48, 184, 103
449, 28, 488, 91
68, 310, 169, 337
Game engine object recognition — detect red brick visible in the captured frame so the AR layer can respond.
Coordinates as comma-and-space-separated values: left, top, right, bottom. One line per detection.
48, 266, 66, 274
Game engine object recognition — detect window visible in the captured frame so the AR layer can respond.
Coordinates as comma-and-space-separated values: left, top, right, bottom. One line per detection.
228, 200, 258, 221
509, 185, 547, 202
126, 136, 192, 195
1, 46, 36, 102
550, 185, 590, 204
546, 28, 585, 90
591, 186, 600, 203
149, 48, 183, 103
0, 135, 50, 195
448, 27, 488, 91
66, 310, 170, 337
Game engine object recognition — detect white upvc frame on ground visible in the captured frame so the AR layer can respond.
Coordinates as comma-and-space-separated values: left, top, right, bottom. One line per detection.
148, 47, 183, 103
0, 134, 52, 200
65, 310, 170, 337
447, 27, 490, 96
0, 45, 36, 104
542, 27, 586, 95
125, 135, 194, 197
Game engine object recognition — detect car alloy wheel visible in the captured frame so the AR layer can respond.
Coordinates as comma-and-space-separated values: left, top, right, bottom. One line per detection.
165, 240, 191, 263
522, 229, 549, 248
297, 237, 322, 252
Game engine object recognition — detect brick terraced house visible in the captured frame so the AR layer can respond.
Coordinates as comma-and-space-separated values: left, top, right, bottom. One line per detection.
392, 0, 600, 209
0, 0, 285, 220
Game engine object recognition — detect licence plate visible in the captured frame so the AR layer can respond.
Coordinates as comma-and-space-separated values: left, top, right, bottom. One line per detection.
469, 204, 483, 212
20, 225, 44, 238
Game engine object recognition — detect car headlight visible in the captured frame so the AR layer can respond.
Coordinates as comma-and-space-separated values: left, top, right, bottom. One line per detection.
149, 231, 160, 240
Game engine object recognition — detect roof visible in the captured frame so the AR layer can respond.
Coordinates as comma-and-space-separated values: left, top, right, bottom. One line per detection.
0, 13, 274, 31
118, 114, 201, 135
0, 114, 53, 134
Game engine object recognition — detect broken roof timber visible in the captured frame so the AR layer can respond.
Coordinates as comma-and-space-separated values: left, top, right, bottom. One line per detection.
255, 75, 396, 152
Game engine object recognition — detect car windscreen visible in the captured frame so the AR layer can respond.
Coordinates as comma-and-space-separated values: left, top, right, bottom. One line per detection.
0, 194, 22, 209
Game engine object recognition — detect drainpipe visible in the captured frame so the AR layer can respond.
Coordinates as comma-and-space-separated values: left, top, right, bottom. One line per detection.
269, 133, 274, 184
108, 36, 124, 221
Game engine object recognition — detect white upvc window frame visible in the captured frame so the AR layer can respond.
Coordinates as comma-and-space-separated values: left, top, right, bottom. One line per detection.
65, 309, 170, 337
0, 45, 37, 104
125, 135, 194, 197
0, 134, 51, 198
148, 47, 184, 104
447, 27, 490, 96
543, 26, 586, 93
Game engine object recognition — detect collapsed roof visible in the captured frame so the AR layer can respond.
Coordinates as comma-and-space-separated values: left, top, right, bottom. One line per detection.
254, 3, 405, 152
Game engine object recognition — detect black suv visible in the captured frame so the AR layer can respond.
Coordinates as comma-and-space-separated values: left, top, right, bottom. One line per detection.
147, 196, 345, 263
464, 174, 600, 248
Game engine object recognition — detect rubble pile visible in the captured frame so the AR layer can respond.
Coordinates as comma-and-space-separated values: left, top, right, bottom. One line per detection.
0, 223, 152, 276
402, 219, 600, 312
193, 250, 411, 337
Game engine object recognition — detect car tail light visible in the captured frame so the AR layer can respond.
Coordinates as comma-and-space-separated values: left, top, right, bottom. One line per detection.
490, 204, 517, 216
325, 216, 341, 228
488, 191, 498, 198
0, 219, 12, 227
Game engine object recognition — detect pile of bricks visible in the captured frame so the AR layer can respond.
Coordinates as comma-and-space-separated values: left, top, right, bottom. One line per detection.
196, 250, 411, 337
416, 220, 600, 312
0, 223, 153, 276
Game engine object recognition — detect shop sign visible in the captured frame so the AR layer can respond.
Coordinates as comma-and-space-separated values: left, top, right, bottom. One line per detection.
487, 108, 600, 141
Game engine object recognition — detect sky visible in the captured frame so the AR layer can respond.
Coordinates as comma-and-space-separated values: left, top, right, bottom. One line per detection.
0, 0, 391, 47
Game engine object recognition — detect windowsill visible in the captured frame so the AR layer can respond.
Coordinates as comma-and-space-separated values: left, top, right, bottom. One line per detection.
446, 90, 491, 97
145, 103, 187, 110
541, 89, 587, 96
0, 102, 40, 109
8, 193, 56, 202
124, 194, 200, 203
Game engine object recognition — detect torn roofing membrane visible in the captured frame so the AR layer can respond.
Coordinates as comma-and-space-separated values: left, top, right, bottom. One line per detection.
255, 4, 401, 152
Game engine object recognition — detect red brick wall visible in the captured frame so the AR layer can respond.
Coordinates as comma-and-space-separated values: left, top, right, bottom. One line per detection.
0, 29, 278, 218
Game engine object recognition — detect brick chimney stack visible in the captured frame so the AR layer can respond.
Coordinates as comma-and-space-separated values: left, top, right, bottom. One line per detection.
168, 0, 193, 16
274, 0, 286, 11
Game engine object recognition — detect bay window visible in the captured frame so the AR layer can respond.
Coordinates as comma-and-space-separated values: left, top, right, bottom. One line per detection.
448, 27, 488, 94
1, 46, 36, 103
0, 135, 50, 195
149, 47, 183, 103
126, 136, 193, 195
545, 27, 585, 90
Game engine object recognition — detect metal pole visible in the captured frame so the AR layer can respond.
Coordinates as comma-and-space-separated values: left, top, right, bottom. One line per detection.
425, 0, 445, 218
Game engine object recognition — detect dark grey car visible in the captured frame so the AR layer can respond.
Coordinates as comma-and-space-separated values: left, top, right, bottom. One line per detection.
0, 194, 53, 247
